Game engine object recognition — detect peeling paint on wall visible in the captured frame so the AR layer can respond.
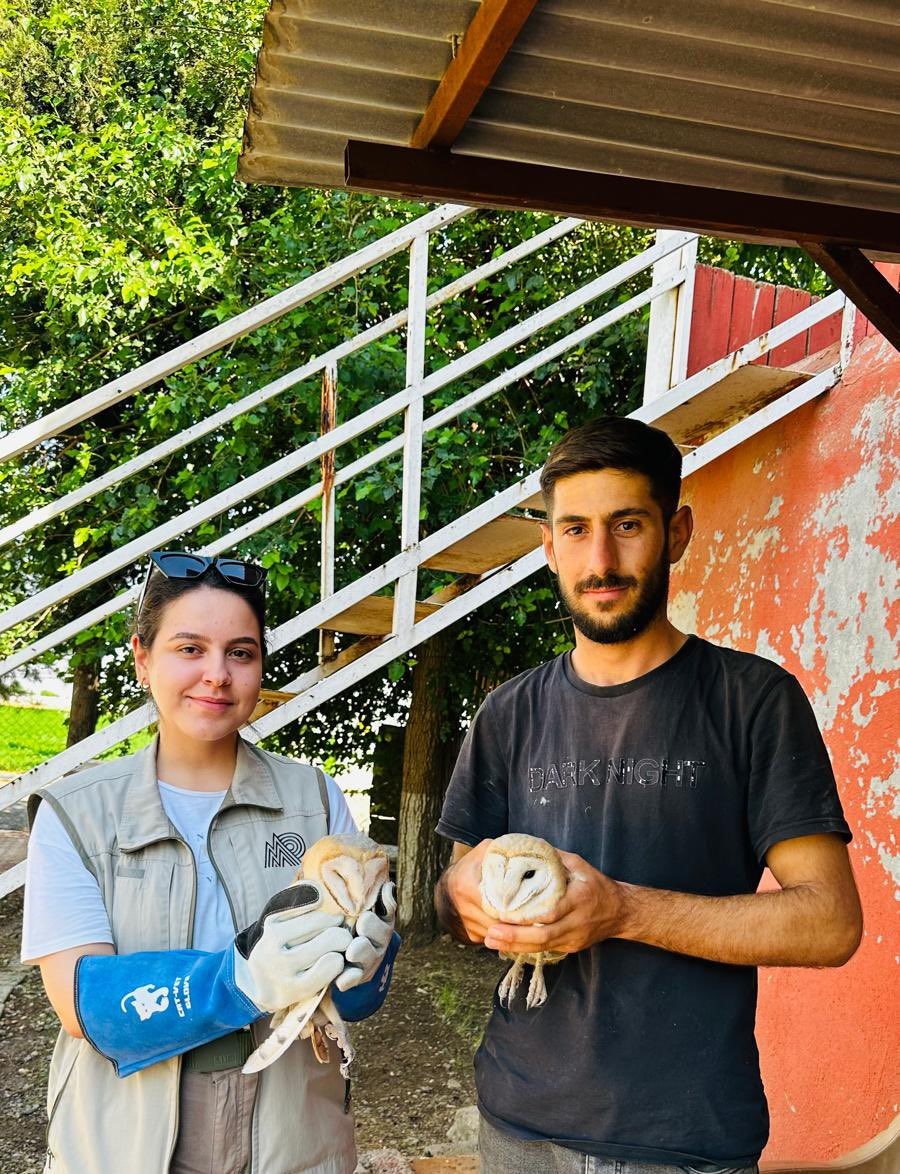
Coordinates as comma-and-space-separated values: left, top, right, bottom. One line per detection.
671, 333, 900, 1162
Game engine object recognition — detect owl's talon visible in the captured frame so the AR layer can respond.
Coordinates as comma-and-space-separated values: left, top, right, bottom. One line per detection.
498, 958, 525, 1006
525, 955, 548, 1008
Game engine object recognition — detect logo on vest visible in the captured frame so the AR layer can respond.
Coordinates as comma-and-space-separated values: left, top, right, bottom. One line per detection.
120, 983, 170, 1021
264, 831, 306, 869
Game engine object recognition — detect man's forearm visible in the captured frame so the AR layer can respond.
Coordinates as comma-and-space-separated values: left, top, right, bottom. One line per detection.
617, 880, 861, 967
434, 869, 478, 945
484, 837, 862, 968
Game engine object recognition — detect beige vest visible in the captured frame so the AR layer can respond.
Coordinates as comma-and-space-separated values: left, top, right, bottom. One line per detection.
31, 737, 357, 1174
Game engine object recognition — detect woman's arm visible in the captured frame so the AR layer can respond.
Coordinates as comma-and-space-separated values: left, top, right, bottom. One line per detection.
36, 943, 116, 1037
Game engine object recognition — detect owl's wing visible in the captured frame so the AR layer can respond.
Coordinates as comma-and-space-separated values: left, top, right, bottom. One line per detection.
242, 985, 328, 1074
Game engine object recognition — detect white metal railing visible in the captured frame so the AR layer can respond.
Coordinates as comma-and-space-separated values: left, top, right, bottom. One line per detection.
0, 208, 853, 897
0, 228, 695, 649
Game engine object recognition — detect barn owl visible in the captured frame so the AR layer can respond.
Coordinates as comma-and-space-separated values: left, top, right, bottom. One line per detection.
243, 832, 390, 1075
480, 833, 569, 1008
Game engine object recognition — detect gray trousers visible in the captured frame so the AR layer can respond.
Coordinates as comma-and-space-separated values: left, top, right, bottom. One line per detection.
479, 1115, 760, 1174
170, 1067, 260, 1174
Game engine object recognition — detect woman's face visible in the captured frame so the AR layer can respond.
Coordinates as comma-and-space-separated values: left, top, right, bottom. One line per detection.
132, 586, 263, 747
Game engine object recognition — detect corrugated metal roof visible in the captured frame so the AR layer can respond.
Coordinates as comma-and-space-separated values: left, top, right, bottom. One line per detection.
239, 0, 900, 217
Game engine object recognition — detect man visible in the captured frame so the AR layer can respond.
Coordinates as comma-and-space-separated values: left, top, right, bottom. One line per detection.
435, 416, 861, 1173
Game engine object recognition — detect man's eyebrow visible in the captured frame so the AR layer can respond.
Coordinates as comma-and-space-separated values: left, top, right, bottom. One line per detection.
609, 507, 653, 520
168, 632, 260, 646
554, 507, 653, 524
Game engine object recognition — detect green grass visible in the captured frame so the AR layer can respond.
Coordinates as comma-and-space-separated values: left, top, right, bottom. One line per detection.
0, 705, 68, 772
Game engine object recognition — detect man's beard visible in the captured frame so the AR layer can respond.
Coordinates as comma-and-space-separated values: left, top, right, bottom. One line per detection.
558, 552, 670, 645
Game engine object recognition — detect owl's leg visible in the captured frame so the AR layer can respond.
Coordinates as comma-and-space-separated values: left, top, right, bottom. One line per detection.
525, 953, 548, 1008
307, 1023, 330, 1062
498, 957, 525, 1006
318, 992, 356, 1077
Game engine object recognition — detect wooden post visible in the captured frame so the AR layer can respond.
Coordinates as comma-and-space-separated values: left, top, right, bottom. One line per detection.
644, 230, 698, 402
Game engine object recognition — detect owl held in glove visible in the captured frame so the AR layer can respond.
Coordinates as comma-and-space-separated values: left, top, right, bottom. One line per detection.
243, 832, 392, 1074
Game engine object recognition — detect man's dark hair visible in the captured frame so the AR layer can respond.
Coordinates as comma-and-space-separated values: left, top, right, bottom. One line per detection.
540, 416, 682, 521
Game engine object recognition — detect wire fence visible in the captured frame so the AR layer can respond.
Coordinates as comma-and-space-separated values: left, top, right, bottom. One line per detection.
0, 705, 68, 775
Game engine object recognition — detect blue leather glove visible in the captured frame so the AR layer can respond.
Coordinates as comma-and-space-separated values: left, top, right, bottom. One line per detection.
76, 880, 351, 1077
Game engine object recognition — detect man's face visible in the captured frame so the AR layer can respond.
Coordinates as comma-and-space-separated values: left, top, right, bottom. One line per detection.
541, 469, 688, 645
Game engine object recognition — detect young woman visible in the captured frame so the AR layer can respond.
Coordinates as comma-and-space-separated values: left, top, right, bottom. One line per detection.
22, 551, 398, 1174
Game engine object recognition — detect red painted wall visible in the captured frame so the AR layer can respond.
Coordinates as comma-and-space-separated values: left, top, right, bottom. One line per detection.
669, 333, 899, 1161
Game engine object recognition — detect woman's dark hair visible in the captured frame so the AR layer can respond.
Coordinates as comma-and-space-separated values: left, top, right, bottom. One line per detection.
539, 415, 683, 522
134, 568, 268, 669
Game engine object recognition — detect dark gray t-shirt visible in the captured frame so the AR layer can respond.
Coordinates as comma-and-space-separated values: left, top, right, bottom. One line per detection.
436, 637, 851, 1166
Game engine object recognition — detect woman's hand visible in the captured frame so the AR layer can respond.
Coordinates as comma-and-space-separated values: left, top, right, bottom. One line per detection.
336, 880, 397, 990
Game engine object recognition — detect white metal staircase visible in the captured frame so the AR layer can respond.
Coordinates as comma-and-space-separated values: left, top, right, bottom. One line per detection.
0, 205, 855, 897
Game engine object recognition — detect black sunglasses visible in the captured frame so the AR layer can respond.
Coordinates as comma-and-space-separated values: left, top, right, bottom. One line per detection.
137, 551, 267, 616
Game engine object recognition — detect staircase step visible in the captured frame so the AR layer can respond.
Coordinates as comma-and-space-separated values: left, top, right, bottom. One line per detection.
422, 515, 542, 574
250, 688, 298, 723
320, 595, 441, 636
653, 365, 809, 448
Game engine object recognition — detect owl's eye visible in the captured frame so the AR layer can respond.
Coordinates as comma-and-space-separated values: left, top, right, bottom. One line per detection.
522, 869, 536, 880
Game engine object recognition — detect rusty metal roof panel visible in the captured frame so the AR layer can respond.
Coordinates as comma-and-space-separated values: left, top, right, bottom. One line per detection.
239, 0, 900, 213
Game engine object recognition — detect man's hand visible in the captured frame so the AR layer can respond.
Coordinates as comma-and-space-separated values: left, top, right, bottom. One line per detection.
483, 850, 625, 955
435, 840, 497, 944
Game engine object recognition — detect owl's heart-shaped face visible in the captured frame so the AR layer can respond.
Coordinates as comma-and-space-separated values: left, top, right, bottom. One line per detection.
318, 853, 388, 919
297, 832, 390, 925
480, 834, 567, 924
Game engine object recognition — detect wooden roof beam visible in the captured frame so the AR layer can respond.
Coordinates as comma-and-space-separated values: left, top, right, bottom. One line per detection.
801, 244, 900, 352
345, 141, 900, 257
410, 0, 539, 150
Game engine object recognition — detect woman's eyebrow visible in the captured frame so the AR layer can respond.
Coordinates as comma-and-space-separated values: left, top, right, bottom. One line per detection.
169, 631, 259, 646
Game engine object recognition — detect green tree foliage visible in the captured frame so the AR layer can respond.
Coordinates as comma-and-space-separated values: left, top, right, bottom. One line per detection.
0, 0, 827, 770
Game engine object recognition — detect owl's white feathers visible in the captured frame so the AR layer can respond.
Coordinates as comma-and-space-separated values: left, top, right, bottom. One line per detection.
243, 833, 389, 1075
479, 833, 568, 1008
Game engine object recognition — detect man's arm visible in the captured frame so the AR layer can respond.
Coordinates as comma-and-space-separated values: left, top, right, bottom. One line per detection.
473, 833, 862, 968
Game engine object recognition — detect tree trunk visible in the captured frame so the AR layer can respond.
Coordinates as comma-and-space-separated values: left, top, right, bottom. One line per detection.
396, 631, 459, 945
66, 659, 101, 747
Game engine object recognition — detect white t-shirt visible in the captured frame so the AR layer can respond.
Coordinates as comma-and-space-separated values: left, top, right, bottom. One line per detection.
21, 771, 357, 963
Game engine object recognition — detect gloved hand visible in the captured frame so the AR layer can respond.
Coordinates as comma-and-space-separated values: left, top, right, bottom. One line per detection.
336, 880, 397, 991
76, 879, 352, 1077
233, 880, 351, 1010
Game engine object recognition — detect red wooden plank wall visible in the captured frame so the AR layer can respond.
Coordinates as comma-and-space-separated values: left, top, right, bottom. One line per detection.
686, 266, 842, 376
687, 262, 900, 377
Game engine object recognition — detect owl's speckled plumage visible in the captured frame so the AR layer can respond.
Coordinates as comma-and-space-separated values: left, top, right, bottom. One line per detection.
480, 833, 568, 1008
243, 833, 389, 1075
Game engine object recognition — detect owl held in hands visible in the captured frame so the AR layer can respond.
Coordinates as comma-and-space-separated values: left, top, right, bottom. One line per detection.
480, 832, 569, 1009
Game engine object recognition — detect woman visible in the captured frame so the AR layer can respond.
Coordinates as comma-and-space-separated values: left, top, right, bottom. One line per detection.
22, 551, 398, 1174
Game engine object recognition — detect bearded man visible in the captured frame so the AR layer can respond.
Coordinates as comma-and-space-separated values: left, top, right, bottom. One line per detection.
434, 415, 861, 1174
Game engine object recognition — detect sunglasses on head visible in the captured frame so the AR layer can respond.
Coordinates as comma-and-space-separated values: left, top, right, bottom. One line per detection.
137, 550, 267, 617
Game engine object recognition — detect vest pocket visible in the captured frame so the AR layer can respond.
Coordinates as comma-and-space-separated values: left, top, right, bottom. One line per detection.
110, 857, 176, 954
